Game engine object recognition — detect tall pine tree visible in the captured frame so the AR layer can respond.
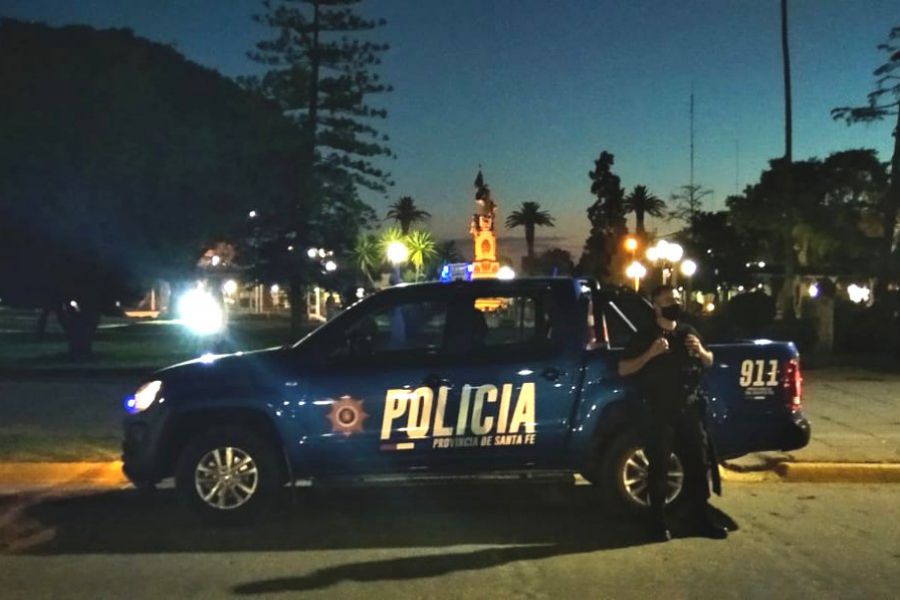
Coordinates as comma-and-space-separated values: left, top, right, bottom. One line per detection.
248, 0, 392, 332
578, 151, 627, 282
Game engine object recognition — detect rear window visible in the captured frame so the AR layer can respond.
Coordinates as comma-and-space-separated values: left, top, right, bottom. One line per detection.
603, 293, 654, 348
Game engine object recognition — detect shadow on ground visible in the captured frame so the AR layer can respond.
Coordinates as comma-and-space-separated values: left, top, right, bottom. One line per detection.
1, 482, 737, 593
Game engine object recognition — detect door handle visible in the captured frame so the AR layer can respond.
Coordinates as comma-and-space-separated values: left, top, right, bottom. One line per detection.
423, 373, 451, 388
541, 367, 562, 382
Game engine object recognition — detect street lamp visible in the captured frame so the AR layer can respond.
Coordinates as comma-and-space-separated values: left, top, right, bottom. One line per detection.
680, 259, 697, 305
625, 261, 647, 292
497, 265, 516, 280
386, 240, 408, 284
324, 260, 337, 272
646, 240, 684, 284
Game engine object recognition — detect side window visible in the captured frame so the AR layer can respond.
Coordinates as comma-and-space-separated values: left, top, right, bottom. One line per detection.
343, 300, 447, 359
604, 294, 654, 348
444, 291, 556, 356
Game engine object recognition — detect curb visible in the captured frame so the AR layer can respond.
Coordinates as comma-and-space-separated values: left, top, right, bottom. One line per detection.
772, 462, 900, 483
0, 461, 127, 488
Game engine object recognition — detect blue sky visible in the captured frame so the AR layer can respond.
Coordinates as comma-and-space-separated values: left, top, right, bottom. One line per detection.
2, 0, 896, 257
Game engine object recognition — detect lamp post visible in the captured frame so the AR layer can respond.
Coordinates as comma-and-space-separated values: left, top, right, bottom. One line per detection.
646, 240, 684, 285
680, 259, 697, 308
624, 236, 638, 261
386, 240, 409, 285
625, 261, 647, 292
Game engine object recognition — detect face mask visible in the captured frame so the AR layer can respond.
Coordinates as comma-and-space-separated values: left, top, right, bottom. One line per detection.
660, 304, 682, 321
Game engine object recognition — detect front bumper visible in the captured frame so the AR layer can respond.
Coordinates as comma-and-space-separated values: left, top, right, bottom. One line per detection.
122, 406, 170, 485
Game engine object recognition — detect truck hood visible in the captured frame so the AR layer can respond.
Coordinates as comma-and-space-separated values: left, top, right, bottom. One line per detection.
153, 346, 297, 392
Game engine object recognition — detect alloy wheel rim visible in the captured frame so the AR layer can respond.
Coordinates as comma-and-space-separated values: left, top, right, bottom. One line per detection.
621, 448, 684, 507
194, 446, 259, 510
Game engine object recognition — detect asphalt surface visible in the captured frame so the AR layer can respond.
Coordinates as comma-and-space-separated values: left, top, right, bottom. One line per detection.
0, 481, 898, 599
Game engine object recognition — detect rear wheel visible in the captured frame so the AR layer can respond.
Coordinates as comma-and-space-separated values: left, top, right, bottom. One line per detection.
599, 429, 684, 514
175, 426, 282, 524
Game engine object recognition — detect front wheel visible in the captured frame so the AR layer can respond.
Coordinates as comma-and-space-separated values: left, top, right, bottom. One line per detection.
175, 426, 282, 524
599, 429, 684, 515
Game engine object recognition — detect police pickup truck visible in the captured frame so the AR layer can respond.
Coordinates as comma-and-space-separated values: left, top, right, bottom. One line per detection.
123, 278, 809, 522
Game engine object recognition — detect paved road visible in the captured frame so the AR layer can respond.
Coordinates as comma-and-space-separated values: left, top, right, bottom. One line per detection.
0, 481, 898, 599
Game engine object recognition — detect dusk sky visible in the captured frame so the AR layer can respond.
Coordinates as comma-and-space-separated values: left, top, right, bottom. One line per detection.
2, 0, 897, 258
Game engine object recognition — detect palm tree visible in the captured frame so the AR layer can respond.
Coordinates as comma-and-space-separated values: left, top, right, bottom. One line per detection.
386, 196, 431, 234
624, 185, 666, 235
405, 230, 437, 280
505, 202, 555, 271
349, 234, 382, 286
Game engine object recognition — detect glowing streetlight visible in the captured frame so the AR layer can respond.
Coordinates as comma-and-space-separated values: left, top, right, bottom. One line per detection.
307, 248, 318, 259
624, 236, 638, 254
222, 279, 238, 295
386, 240, 409, 266
324, 259, 337, 272
680, 259, 697, 278
497, 265, 516, 280
847, 284, 870, 304
386, 240, 409, 285
177, 288, 225, 336
625, 261, 647, 292
665, 242, 684, 263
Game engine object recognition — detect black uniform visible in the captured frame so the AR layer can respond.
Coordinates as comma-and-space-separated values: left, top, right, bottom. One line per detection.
622, 322, 718, 517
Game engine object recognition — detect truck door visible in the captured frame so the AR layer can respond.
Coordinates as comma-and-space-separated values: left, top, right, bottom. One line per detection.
297, 291, 452, 474
417, 282, 584, 470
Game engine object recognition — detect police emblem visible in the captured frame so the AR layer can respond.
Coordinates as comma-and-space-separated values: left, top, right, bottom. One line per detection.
326, 395, 368, 437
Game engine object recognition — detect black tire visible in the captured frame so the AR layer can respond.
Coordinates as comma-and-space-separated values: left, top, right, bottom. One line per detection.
175, 426, 283, 525
598, 428, 685, 516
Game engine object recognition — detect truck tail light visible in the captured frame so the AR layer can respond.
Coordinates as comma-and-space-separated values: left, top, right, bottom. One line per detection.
784, 358, 802, 412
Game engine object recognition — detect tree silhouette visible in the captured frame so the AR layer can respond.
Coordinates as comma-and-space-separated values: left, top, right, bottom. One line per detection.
249, 0, 393, 333
386, 196, 431, 234
578, 151, 627, 282
0, 20, 299, 358
536, 248, 575, 276
832, 24, 900, 278
505, 201, 555, 274
668, 184, 712, 231
624, 185, 666, 236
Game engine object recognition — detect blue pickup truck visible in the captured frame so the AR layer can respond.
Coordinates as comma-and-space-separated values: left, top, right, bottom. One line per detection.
123, 277, 809, 522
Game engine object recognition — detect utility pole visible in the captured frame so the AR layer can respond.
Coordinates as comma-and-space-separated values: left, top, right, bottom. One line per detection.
690, 86, 695, 193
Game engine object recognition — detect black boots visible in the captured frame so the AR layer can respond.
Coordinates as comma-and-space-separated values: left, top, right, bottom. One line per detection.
690, 504, 729, 539
648, 506, 672, 542
646, 503, 728, 541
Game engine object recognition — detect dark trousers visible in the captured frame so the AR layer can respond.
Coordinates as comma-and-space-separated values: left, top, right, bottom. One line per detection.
642, 400, 711, 518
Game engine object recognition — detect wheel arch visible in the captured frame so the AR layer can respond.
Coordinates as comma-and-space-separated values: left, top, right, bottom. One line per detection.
160, 407, 290, 482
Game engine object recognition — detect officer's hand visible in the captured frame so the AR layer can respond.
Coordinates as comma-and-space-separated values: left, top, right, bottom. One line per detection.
685, 334, 702, 355
648, 337, 669, 358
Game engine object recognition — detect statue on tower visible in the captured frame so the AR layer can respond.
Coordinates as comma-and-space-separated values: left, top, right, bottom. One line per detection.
470, 168, 500, 279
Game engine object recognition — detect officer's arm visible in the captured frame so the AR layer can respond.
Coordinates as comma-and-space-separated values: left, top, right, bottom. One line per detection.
698, 344, 714, 368
686, 329, 714, 368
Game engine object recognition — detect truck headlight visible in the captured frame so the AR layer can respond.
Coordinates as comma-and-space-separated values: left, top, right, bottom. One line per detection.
126, 380, 163, 414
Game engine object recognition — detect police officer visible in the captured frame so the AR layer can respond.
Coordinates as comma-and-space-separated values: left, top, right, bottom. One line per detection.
618, 284, 728, 542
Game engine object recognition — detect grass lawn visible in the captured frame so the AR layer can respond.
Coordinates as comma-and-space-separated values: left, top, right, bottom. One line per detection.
0, 308, 313, 372
0, 309, 318, 461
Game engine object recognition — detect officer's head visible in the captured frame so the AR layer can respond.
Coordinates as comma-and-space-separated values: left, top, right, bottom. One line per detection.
650, 284, 682, 321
